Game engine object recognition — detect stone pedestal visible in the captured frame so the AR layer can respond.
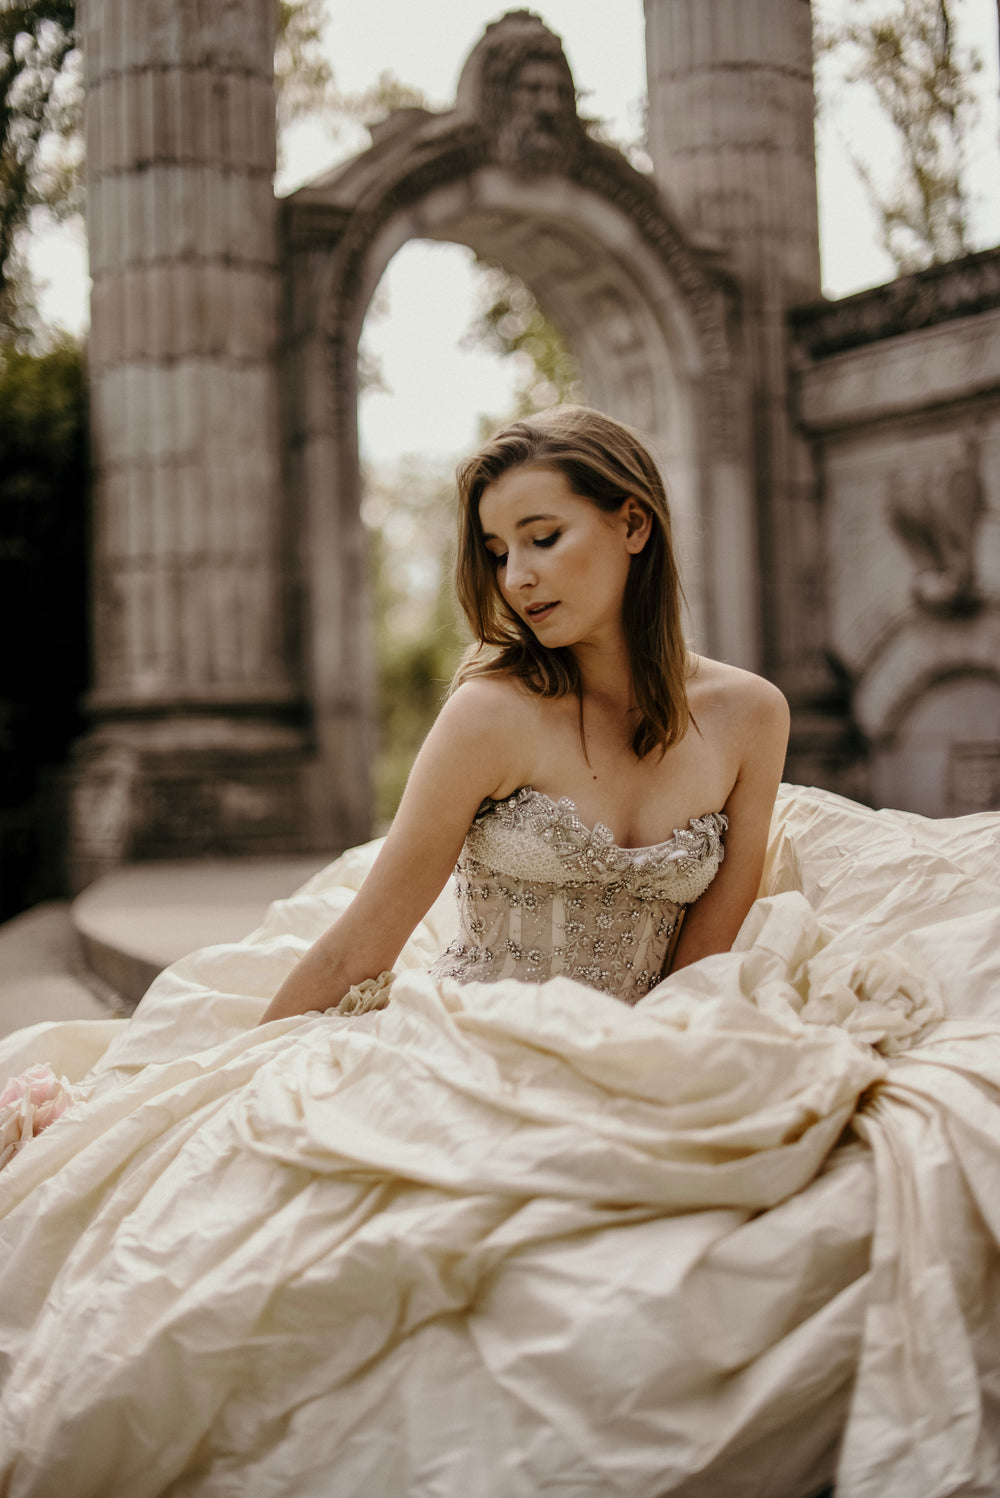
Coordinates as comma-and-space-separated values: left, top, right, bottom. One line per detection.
74, 0, 311, 885
644, 0, 852, 782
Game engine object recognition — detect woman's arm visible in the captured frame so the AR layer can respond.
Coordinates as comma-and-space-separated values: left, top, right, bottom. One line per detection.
668, 675, 789, 974
258, 681, 523, 1023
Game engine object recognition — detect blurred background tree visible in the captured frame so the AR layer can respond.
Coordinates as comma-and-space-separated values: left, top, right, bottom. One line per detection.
0, 1, 79, 345
814, 0, 983, 271
1, 0, 337, 340
0, 336, 85, 916
360, 458, 469, 823
461, 262, 585, 419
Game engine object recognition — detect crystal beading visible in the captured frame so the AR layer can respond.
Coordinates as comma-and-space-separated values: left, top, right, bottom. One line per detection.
429, 788, 727, 1005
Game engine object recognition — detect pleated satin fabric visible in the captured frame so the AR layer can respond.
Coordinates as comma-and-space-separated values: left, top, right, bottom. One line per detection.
0, 785, 997, 1498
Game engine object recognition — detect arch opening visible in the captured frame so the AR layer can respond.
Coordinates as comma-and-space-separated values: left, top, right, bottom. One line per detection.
281, 17, 754, 846
356, 234, 597, 822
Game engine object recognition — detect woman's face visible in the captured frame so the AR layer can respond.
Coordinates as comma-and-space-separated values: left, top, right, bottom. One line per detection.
477, 464, 649, 652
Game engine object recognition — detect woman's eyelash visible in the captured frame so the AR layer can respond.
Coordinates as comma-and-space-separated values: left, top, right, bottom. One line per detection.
488, 531, 561, 567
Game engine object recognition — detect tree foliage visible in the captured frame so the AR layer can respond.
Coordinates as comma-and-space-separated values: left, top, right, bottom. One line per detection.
276, 1, 429, 141
274, 0, 336, 133
0, 336, 87, 775
0, 1, 79, 342
338, 68, 430, 124
361, 458, 466, 824
815, 0, 982, 272
0, 336, 87, 913
0, 0, 334, 340
462, 261, 585, 419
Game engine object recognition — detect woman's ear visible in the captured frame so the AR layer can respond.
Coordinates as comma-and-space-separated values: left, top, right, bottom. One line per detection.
623, 498, 653, 554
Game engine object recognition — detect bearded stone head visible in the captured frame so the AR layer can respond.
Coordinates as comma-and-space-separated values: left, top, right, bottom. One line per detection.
457, 11, 583, 174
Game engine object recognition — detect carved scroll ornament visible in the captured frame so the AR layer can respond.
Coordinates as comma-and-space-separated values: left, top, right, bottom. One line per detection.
885, 449, 985, 616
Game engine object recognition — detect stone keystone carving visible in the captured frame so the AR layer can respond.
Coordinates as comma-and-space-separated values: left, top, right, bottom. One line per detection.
455, 9, 584, 174
886, 443, 986, 616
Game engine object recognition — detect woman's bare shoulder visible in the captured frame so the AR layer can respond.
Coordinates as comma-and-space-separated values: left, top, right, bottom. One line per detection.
436, 675, 542, 792
445, 674, 540, 729
687, 654, 789, 726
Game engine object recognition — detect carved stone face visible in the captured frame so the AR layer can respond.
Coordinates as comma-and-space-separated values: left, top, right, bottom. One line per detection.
493, 53, 579, 172
510, 59, 571, 129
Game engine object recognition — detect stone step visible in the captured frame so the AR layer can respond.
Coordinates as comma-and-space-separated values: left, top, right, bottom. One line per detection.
71, 855, 333, 1009
0, 902, 113, 1042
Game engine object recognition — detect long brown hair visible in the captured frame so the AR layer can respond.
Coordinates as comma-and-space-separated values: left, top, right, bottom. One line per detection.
453, 405, 691, 757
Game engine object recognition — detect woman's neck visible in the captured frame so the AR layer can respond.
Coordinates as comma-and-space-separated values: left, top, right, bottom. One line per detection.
571, 636, 635, 718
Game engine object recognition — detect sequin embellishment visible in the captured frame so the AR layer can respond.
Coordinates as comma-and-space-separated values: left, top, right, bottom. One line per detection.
429, 788, 727, 1006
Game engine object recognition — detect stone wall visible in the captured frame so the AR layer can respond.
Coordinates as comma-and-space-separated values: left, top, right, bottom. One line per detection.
793, 248, 1000, 815
71, 0, 999, 881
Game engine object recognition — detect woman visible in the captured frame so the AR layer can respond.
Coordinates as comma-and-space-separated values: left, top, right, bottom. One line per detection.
1, 407, 998, 1498
260, 405, 788, 1023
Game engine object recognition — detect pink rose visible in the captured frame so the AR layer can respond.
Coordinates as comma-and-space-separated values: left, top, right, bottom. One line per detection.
0, 1064, 81, 1170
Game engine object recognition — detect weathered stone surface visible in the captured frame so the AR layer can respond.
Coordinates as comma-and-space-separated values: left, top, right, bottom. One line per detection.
75, 0, 306, 884
797, 281, 1000, 814
645, 0, 835, 790
792, 246, 1000, 360
869, 672, 1000, 818
645, 0, 820, 297
74, 0, 1000, 881
796, 310, 1000, 432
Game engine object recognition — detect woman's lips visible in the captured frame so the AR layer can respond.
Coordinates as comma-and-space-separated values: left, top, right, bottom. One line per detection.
526, 602, 559, 624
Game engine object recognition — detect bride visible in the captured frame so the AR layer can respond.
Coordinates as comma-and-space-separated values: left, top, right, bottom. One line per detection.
261, 403, 788, 1024
1, 406, 998, 1498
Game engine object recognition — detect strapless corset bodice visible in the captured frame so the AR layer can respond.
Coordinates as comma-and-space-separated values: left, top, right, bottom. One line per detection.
429, 787, 728, 1005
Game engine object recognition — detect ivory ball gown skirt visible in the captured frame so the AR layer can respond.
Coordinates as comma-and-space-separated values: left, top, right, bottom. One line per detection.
0, 784, 998, 1498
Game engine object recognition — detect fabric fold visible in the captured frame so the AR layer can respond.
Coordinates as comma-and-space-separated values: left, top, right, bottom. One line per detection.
0, 784, 997, 1497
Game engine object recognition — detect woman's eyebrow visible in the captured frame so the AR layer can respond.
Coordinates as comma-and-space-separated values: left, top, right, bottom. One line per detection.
482, 513, 559, 541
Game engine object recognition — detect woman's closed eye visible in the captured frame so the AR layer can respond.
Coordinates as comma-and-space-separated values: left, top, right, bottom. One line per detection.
488, 532, 560, 568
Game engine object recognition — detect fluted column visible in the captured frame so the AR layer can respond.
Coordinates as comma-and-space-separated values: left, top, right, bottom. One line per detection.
645, 0, 821, 301
645, 0, 843, 777
73, 0, 308, 881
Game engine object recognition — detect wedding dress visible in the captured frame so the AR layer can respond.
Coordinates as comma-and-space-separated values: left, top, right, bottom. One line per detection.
0, 783, 998, 1498
429, 787, 728, 1000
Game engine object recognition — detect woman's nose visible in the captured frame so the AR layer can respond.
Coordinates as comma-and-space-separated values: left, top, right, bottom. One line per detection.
504, 551, 536, 589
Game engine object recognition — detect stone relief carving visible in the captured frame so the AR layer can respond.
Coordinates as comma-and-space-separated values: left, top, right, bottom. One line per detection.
304, 79, 738, 455
948, 742, 1000, 815
793, 245, 1000, 360
885, 443, 985, 616
293, 8, 738, 459
459, 10, 584, 174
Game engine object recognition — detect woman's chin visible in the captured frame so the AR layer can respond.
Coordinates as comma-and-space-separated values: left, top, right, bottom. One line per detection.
531, 624, 574, 649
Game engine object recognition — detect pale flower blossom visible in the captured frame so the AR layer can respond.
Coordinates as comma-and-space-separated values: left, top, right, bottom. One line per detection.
0, 1064, 81, 1171
802, 948, 945, 1056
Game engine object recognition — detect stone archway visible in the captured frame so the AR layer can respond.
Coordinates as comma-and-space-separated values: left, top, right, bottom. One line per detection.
853, 611, 1000, 816
281, 13, 755, 847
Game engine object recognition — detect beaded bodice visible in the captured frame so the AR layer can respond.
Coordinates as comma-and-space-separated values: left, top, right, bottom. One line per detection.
429, 787, 728, 1006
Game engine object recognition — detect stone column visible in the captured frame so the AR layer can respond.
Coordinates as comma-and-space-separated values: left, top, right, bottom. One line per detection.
74, 0, 308, 883
644, 0, 850, 781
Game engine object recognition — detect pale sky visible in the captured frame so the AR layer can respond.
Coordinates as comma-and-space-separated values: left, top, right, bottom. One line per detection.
30, 0, 1000, 466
